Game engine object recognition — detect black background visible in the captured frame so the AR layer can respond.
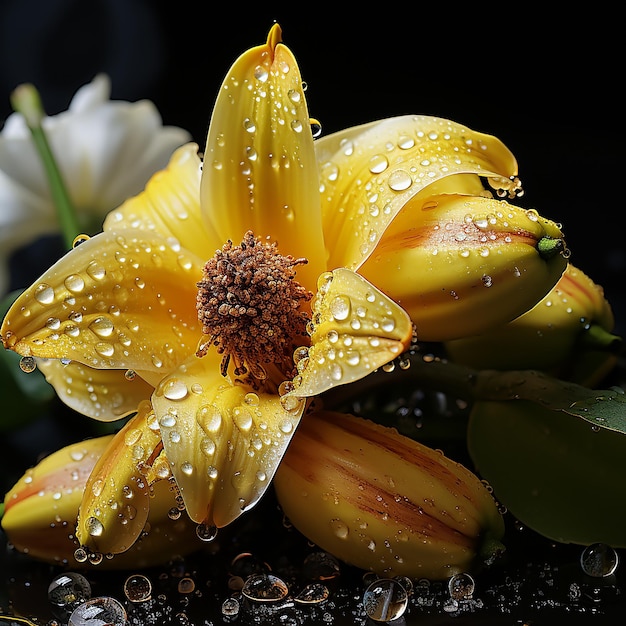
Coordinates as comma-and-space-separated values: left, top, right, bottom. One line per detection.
0, 0, 623, 326
0, 2, 624, 624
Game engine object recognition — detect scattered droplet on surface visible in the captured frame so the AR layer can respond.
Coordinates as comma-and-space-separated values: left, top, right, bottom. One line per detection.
448, 572, 475, 600
294, 582, 330, 604
363, 577, 409, 622
67, 597, 127, 626
48, 572, 91, 613
580, 543, 619, 577
241, 573, 289, 603
221, 595, 240, 617
123, 574, 152, 603
301, 551, 341, 581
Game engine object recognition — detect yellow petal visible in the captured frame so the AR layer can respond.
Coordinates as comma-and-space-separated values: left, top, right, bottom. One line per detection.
76, 401, 163, 555
37, 358, 153, 421
151, 350, 305, 528
3, 434, 200, 568
200, 23, 326, 292
315, 115, 519, 270
287, 268, 413, 398
104, 143, 222, 257
1, 229, 202, 373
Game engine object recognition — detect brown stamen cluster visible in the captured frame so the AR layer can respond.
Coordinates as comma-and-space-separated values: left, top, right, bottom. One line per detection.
196, 230, 312, 385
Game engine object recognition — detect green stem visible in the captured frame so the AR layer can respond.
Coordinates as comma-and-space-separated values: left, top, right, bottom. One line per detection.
322, 354, 601, 412
577, 323, 623, 354
10, 83, 80, 250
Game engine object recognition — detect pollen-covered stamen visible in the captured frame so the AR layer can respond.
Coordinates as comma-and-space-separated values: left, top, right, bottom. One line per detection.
196, 230, 312, 386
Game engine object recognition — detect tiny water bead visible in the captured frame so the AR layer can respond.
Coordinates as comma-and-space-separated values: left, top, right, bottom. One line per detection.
67, 597, 127, 626
580, 543, 620, 577
362, 577, 409, 622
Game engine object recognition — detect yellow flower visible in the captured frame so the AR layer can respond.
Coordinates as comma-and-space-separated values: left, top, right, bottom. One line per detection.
0, 25, 566, 561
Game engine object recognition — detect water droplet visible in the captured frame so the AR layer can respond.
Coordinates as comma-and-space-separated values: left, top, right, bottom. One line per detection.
363, 578, 409, 622
196, 523, 218, 542
330, 295, 351, 321
253, 65, 268, 82
95, 342, 115, 358
88, 317, 114, 338
123, 574, 152, 603
222, 596, 240, 617
580, 543, 619, 577
86, 261, 106, 280
310, 118, 322, 138
48, 572, 92, 613
294, 582, 330, 604
387, 169, 412, 191
369, 154, 389, 174
162, 378, 189, 400
19, 356, 37, 373
86, 517, 104, 537
177, 577, 196, 594
448, 572, 475, 599
64, 274, 85, 293
34, 283, 55, 305
241, 573, 289, 602
329, 518, 349, 539
68, 596, 127, 626
72, 234, 91, 247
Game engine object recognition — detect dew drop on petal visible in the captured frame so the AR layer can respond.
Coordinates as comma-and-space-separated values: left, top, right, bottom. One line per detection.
85, 516, 104, 537
34, 283, 55, 305
72, 234, 91, 248
387, 169, 412, 192
329, 295, 351, 321
162, 378, 189, 400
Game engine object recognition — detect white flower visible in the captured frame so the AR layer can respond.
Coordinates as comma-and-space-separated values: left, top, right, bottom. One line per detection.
0, 73, 192, 295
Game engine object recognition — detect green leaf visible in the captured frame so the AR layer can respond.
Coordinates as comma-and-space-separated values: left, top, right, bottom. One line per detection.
563, 387, 626, 433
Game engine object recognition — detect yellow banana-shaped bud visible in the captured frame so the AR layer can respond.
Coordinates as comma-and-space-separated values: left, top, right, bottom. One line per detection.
2, 433, 200, 569
359, 193, 568, 342
445, 264, 622, 386
273, 410, 505, 579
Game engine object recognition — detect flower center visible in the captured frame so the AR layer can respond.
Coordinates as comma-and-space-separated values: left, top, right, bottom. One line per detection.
196, 230, 312, 387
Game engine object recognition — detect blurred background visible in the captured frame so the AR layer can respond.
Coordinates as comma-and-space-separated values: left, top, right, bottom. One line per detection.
0, 0, 623, 324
